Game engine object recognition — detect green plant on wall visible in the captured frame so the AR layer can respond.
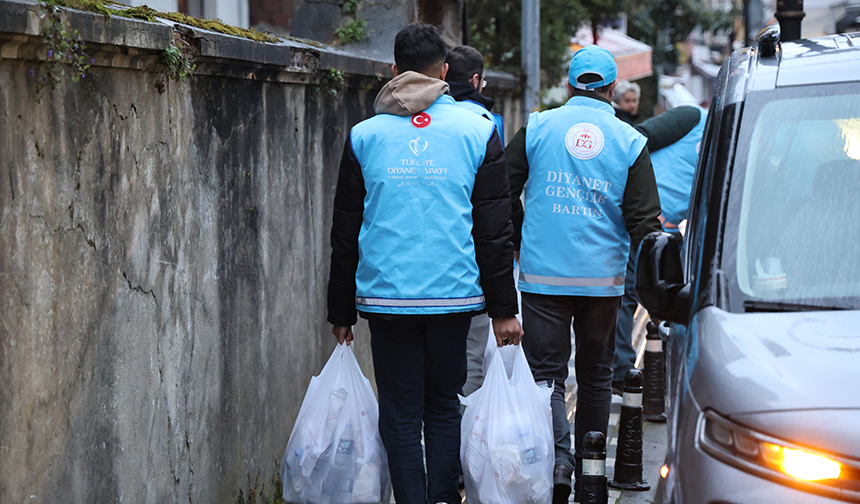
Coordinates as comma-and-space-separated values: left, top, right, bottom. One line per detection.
160, 40, 195, 80
335, 19, 369, 44
342, 0, 358, 15
335, 0, 371, 45
32, 2, 93, 92
318, 68, 345, 96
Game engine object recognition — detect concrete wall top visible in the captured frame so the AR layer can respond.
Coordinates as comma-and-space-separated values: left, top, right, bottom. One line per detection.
0, 0, 520, 91
0, 0, 388, 80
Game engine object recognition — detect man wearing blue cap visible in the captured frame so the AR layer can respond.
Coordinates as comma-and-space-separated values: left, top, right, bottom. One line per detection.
505, 45, 662, 503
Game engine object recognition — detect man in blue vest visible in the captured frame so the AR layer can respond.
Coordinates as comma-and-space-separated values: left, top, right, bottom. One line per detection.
444, 44, 507, 399
505, 45, 662, 503
611, 105, 708, 394
445, 45, 505, 139
327, 23, 523, 504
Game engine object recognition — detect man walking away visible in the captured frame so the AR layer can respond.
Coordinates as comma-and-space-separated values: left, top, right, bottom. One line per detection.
445, 45, 505, 139
444, 44, 507, 398
612, 105, 707, 392
505, 45, 662, 504
327, 23, 523, 504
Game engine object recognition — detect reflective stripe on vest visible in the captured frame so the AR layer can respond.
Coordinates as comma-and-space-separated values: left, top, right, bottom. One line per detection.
518, 271, 624, 287
356, 295, 486, 308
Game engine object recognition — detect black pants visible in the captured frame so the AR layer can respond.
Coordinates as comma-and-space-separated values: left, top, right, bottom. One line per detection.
368, 313, 471, 504
520, 293, 619, 478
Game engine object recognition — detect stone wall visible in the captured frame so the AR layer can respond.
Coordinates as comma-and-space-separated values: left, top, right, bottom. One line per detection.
0, 1, 522, 503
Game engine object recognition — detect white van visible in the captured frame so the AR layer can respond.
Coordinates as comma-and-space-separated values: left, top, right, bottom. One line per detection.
635, 25, 860, 504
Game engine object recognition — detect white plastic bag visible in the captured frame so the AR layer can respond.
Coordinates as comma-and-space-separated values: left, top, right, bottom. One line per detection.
460, 345, 553, 504
281, 343, 391, 504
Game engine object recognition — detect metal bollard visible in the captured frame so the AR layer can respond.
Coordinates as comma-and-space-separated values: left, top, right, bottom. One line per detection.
609, 369, 650, 490
578, 431, 608, 504
643, 321, 667, 422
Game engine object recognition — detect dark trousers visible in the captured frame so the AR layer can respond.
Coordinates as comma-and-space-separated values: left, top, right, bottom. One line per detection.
613, 251, 638, 382
520, 292, 619, 478
368, 313, 471, 504
615, 232, 681, 382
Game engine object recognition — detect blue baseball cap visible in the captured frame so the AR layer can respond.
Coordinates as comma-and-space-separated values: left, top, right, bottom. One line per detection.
569, 45, 617, 90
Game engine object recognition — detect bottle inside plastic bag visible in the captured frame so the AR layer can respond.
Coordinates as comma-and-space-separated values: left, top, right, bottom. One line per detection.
321, 424, 357, 501
281, 343, 392, 504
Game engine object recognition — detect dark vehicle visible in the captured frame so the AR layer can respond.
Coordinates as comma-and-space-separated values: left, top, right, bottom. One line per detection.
636, 25, 860, 503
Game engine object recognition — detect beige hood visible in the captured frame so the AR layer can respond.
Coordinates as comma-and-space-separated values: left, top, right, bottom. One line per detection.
373, 71, 450, 116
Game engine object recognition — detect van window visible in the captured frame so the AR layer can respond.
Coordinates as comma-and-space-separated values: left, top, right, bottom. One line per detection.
724, 84, 860, 310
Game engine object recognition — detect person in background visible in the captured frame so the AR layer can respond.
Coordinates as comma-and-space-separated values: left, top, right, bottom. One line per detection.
505, 45, 662, 503
444, 44, 507, 398
327, 23, 523, 504
647, 106, 708, 232
612, 80, 641, 125
612, 105, 708, 394
445, 45, 505, 139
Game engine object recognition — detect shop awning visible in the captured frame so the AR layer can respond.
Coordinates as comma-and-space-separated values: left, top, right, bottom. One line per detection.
570, 26, 653, 81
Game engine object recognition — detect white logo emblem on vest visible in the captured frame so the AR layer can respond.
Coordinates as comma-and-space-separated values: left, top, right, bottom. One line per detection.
409, 136, 428, 156
565, 123, 604, 160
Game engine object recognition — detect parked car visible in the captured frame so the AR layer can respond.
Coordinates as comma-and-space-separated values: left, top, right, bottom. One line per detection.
635, 24, 860, 503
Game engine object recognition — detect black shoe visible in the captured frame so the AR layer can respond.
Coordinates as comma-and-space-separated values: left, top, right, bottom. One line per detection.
611, 380, 624, 396
553, 464, 572, 504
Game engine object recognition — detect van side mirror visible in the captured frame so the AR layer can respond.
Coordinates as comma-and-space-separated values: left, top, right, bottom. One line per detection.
635, 232, 689, 324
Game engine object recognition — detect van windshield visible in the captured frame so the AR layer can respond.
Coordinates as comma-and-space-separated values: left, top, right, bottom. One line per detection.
724, 84, 860, 311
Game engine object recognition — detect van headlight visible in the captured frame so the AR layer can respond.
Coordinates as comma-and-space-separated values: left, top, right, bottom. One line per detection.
697, 410, 860, 500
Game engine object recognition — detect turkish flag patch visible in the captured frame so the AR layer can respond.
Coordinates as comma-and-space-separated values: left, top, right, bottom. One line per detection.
410, 112, 431, 128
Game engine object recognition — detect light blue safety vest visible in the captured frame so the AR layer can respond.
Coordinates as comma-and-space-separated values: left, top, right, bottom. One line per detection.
457, 99, 505, 140
520, 96, 647, 297
650, 107, 707, 227
350, 94, 496, 315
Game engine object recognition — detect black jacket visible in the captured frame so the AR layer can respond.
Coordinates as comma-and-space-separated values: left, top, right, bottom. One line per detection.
327, 129, 518, 326
614, 107, 639, 126
635, 106, 701, 153
448, 81, 496, 112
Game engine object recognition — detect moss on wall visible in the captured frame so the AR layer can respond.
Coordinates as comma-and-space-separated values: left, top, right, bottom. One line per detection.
44, 0, 280, 43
